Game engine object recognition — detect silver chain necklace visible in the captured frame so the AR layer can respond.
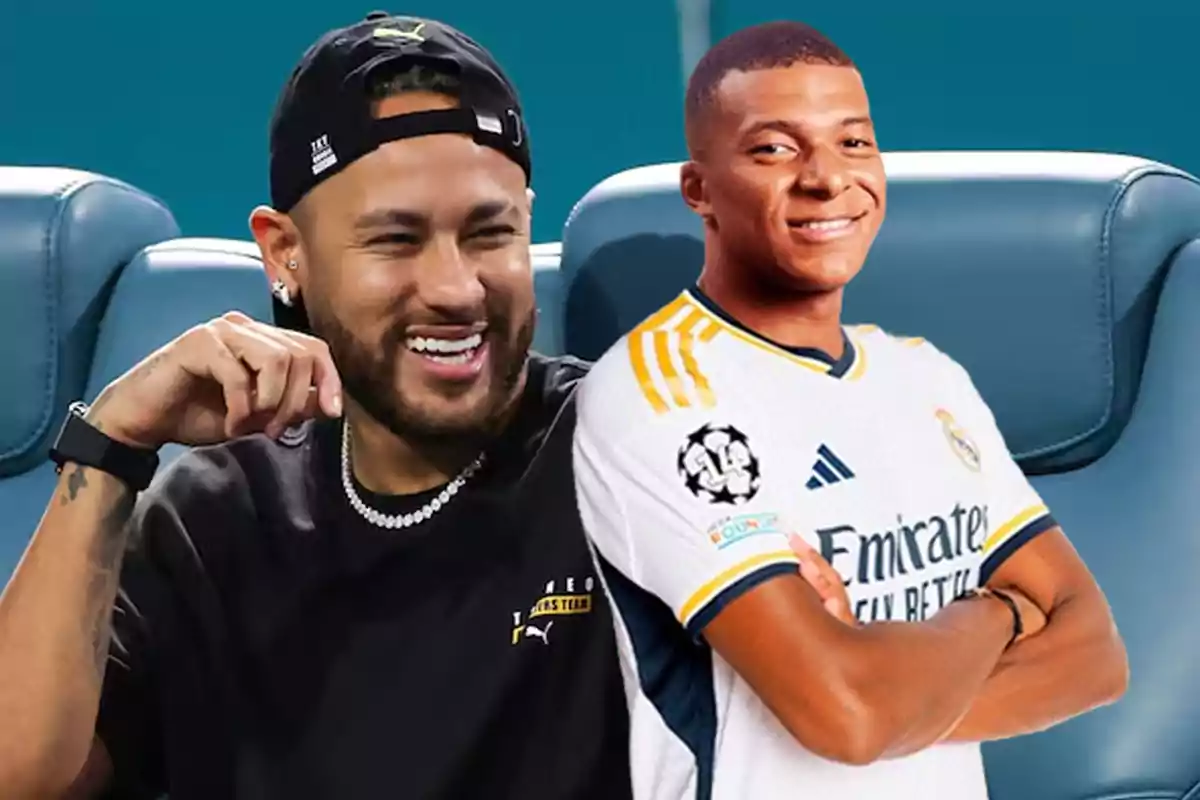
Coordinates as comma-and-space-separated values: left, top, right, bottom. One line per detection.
340, 421, 485, 530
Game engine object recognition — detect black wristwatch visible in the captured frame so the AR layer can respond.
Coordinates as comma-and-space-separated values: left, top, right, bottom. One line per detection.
48, 401, 160, 493
958, 586, 1023, 648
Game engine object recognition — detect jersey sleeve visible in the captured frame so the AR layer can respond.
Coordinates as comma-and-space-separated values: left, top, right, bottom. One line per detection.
944, 361, 1059, 583
573, 351, 800, 638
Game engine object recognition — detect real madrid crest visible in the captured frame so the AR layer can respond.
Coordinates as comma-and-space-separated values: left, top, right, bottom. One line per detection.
935, 408, 981, 471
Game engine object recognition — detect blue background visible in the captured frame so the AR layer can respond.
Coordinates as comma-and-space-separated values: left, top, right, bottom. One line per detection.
2, 2, 1195, 243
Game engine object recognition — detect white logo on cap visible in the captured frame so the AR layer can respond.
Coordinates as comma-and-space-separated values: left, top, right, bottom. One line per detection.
373, 22, 425, 42
310, 134, 337, 176
475, 112, 502, 136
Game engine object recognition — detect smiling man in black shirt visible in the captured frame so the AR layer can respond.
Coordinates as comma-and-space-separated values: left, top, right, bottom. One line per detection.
0, 13, 630, 799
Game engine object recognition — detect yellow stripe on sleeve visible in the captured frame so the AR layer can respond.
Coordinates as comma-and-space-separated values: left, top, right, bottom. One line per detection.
674, 309, 716, 408
676, 309, 704, 336
678, 550, 799, 626
677, 333, 715, 408
628, 331, 668, 414
654, 329, 691, 408
627, 296, 690, 413
626, 295, 722, 413
982, 504, 1051, 553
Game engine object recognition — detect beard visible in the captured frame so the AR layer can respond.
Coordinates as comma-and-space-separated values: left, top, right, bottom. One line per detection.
309, 300, 535, 451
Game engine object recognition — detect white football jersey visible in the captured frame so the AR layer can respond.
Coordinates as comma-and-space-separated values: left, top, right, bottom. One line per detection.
573, 288, 1057, 800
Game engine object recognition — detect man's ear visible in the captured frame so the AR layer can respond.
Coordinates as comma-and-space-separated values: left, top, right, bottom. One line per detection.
680, 161, 713, 220
248, 205, 303, 296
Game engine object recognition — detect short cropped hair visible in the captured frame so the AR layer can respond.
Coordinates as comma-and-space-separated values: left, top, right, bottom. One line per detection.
369, 64, 461, 102
685, 21, 855, 152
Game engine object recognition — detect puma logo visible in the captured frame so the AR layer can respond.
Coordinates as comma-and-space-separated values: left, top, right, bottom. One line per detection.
511, 578, 595, 646
524, 621, 553, 645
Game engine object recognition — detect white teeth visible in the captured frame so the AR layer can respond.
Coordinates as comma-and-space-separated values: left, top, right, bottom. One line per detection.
796, 218, 854, 231
424, 351, 473, 365
405, 333, 483, 368
405, 333, 483, 355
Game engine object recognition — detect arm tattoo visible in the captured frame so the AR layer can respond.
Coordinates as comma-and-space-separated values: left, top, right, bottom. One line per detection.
54, 389, 148, 674
62, 465, 89, 505
86, 489, 136, 679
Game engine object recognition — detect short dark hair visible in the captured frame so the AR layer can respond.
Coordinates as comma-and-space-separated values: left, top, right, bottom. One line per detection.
369, 64, 462, 102
684, 21, 855, 152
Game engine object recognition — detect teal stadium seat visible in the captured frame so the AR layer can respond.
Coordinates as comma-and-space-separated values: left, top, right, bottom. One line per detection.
83, 237, 275, 472
0, 168, 178, 577
530, 241, 566, 356
559, 152, 1200, 800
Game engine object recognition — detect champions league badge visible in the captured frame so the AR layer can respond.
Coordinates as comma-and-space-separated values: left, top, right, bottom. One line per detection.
936, 408, 982, 472
677, 423, 762, 505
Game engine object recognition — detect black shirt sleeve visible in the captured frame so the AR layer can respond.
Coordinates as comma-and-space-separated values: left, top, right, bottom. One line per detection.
95, 493, 175, 800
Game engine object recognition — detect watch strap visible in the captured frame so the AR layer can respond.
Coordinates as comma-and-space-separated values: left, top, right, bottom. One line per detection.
48, 402, 160, 493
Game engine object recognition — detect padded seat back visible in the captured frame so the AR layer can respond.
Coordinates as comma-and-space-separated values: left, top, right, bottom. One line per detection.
0, 167, 177, 576
86, 238, 273, 471
0, 167, 178, 476
982, 238, 1200, 800
531, 241, 564, 355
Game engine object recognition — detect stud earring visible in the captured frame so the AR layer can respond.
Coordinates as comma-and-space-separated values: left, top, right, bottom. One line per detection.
286, 259, 298, 271
272, 279, 293, 307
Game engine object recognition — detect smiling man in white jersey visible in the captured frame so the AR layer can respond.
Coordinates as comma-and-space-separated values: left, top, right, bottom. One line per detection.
572, 20, 1129, 800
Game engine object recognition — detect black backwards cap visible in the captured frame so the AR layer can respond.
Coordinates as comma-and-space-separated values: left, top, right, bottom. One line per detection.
269, 12, 530, 211
267, 12, 531, 331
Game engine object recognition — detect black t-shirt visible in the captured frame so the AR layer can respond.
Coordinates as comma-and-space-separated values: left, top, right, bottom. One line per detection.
97, 354, 632, 800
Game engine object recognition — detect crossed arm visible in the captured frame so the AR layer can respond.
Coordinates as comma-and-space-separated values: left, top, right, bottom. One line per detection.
575, 350, 1129, 765
790, 524, 1127, 745
939, 528, 1127, 742
701, 524, 1127, 763
576, 445, 1127, 764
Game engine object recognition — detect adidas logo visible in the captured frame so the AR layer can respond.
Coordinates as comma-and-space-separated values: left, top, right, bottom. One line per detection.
806, 444, 855, 490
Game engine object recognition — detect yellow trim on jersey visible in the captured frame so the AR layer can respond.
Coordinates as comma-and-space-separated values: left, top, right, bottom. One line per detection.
678, 549, 799, 626
850, 322, 923, 349
684, 295, 825, 375
683, 290, 867, 381
676, 312, 717, 407
627, 296, 690, 413
627, 294, 722, 413
626, 292, 872, 413
676, 309, 704, 336
845, 330, 868, 380
983, 503, 1051, 554
654, 330, 690, 407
